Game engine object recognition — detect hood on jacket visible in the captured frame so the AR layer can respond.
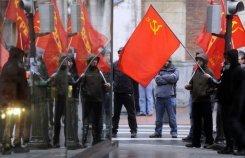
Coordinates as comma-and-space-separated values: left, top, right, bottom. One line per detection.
8, 46, 25, 61
195, 53, 208, 65
226, 49, 239, 67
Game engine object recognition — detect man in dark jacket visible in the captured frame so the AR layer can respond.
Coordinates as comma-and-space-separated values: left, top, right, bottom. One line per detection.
0, 46, 29, 154
112, 48, 138, 138
80, 55, 110, 146
185, 53, 214, 148
149, 59, 179, 138
216, 49, 245, 154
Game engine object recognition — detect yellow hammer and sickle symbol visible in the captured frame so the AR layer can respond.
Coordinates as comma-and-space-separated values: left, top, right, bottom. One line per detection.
149, 19, 162, 35
206, 36, 217, 53
232, 21, 244, 33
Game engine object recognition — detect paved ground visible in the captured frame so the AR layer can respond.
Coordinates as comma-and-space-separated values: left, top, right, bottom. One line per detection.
1, 107, 232, 158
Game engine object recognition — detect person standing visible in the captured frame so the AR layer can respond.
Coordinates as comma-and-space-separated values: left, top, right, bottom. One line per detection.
149, 59, 179, 138
138, 80, 154, 116
112, 48, 138, 138
215, 49, 245, 154
185, 53, 214, 148
0, 47, 30, 154
80, 55, 110, 146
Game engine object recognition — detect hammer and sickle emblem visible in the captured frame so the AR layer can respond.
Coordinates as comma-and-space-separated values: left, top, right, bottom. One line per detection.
149, 19, 162, 35
232, 21, 244, 33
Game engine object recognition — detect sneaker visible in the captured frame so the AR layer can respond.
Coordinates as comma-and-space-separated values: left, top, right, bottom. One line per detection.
185, 143, 201, 148
149, 133, 162, 138
138, 113, 146, 116
182, 135, 192, 142
171, 134, 178, 138
131, 132, 137, 138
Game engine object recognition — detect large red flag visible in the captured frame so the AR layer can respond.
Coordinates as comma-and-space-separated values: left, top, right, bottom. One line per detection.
5, 0, 29, 50
118, 5, 180, 87
69, 4, 110, 75
0, 42, 9, 70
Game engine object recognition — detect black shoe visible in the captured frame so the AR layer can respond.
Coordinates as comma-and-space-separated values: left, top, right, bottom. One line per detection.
233, 149, 245, 156
217, 147, 234, 154
182, 135, 192, 142
112, 133, 117, 138
149, 133, 162, 138
53, 143, 60, 148
131, 132, 137, 138
2, 144, 12, 155
185, 143, 201, 148
13, 146, 30, 153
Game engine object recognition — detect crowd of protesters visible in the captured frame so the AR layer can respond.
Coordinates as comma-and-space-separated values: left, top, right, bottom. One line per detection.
0, 46, 245, 157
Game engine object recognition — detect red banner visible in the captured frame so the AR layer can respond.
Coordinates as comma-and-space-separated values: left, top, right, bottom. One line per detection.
118, 5, 180, 87
69, 4, 110, 75
5, 0, 29, 50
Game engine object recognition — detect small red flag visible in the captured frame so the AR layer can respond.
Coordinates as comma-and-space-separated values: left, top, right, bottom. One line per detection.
69, 4, 110, 75
231, 15, 245, 49
118, 5, 180, 87
5, 0, 30, 50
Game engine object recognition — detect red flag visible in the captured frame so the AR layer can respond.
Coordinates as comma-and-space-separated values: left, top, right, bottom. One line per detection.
5, 0, 29, 50
0, 42, 9, 70
34, 1, 67, 76
69, 4, 110, 75
231, 15, 245, 48
118, 5, 180, 87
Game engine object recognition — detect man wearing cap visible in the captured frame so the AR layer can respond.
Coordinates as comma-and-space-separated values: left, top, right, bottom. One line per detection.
185, 53, 215, 148
112, 47, 138, 138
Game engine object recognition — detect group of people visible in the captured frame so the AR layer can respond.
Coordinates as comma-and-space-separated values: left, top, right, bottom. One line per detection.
0, 45, 245, 157
183, 49, 245, 156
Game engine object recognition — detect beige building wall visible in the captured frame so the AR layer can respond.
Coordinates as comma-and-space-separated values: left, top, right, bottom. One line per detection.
142, 0, 186, 61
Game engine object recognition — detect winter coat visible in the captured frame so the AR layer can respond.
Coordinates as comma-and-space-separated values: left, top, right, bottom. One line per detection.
190, 53, 214, 102
155, 63, 179, 99
217, 51, 244, 109
113, 61, 134, 94
80, 66, 106, 102
0, 47, 28, 108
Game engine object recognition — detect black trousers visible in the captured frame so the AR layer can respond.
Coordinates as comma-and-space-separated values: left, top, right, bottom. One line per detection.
192, 101, 214, 146
112, 93, 137, 134
221, 105, 234, 149
53, 94, 66, 145
82, 99, 103, 141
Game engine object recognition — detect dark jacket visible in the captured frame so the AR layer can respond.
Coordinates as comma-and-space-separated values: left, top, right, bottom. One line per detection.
190, 54, 214, 102
217, 51, 244, 109
113, 61, 134, 94
155, 63, 179, 98
80, 66, 105, 102
0, 47, 28, 108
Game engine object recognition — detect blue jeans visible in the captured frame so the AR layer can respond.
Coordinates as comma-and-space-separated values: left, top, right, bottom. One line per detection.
138, 82, 154, 115
155, 97, 177, 135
